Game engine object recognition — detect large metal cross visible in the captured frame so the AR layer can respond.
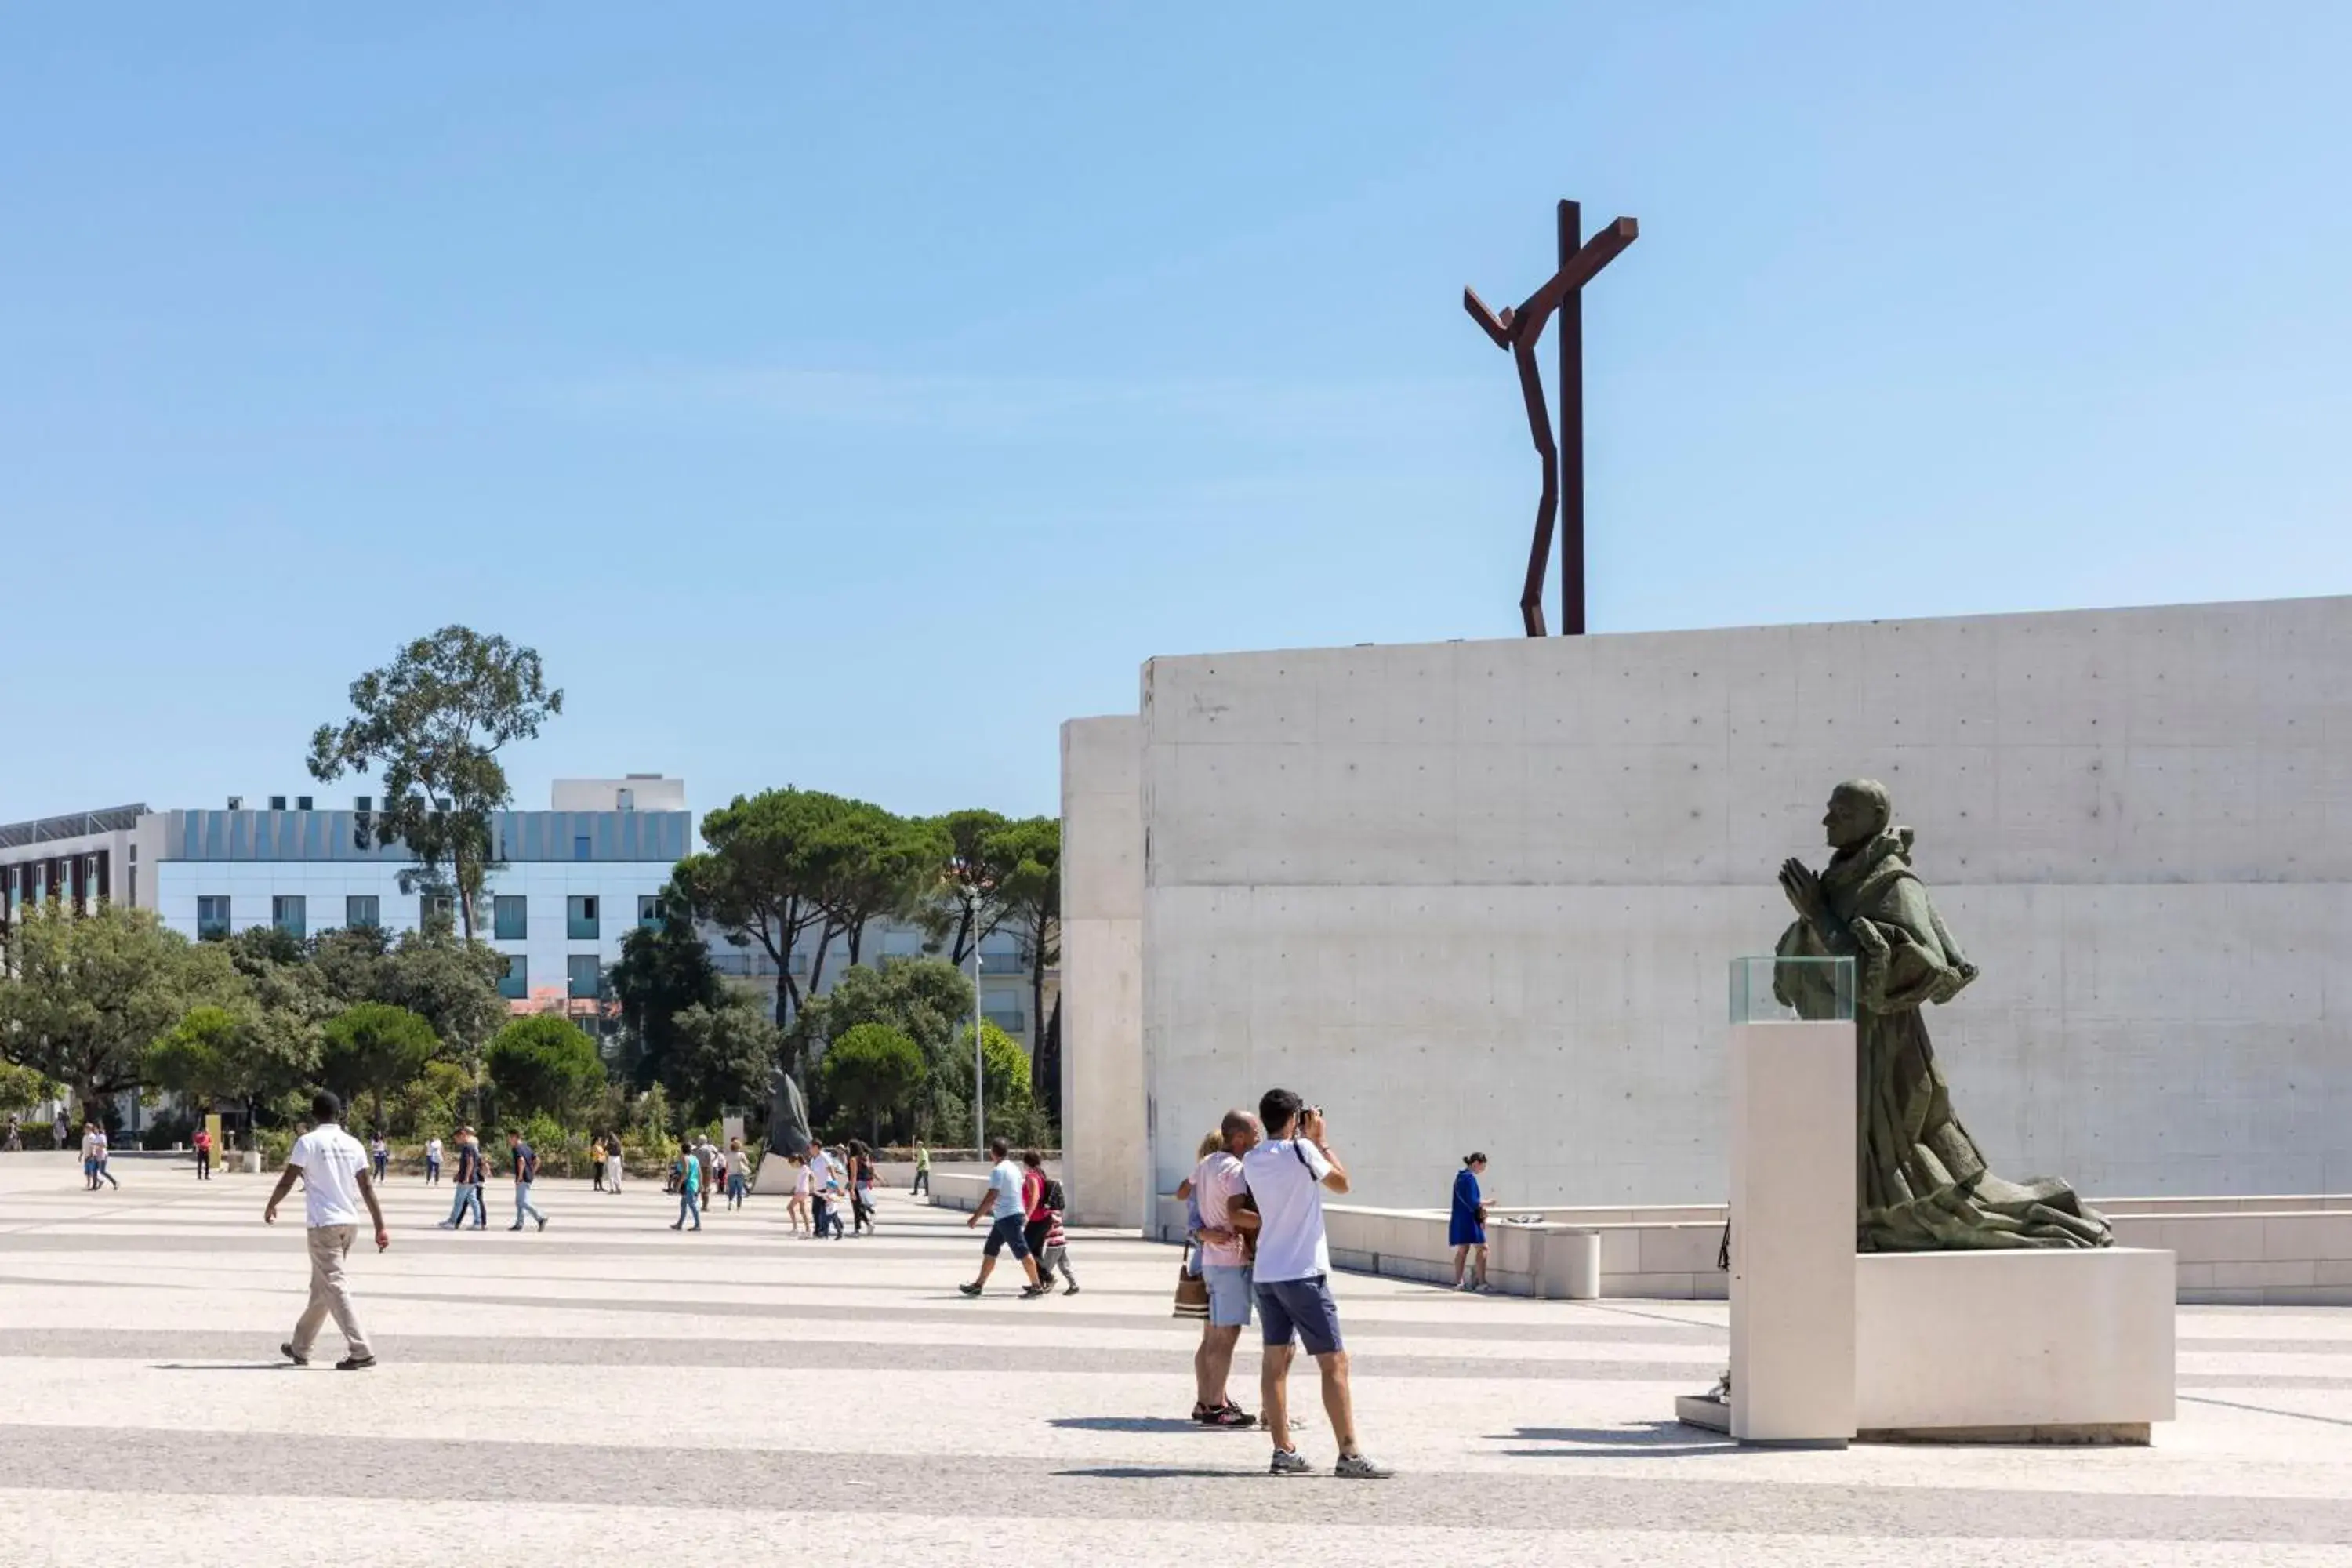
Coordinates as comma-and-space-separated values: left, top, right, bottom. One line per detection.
1465, 199, 1638, 637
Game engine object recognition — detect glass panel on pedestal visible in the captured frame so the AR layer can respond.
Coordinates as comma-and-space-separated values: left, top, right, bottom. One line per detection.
1729, 955, 1853, 1023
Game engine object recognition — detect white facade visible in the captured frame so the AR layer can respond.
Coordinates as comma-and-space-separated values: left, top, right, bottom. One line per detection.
1059, 716, 1146, 1226
1066, 595, 2352, 1211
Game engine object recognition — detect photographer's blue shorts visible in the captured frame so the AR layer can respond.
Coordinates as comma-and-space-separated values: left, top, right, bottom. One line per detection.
1256, 1274, 1344, 1356
982, 1212, 1033, 1259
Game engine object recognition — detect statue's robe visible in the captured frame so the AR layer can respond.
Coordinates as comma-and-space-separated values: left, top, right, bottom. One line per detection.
1776, 828, 2111, 1252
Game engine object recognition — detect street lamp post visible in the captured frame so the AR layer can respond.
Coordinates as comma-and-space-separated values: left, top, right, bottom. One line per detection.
972, 951, 985, 1152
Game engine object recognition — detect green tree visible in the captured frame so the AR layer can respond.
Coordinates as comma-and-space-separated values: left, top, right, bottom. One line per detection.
484, 1014, 604, 1124
609, 886, 726, 1091
666, 989, 783, 1126
321, 1002, 440, 1131
945, 1019, 1033, 1145
0, 904, 243, 1116
918, 808, 1017, 964
793, 957, 973, 1137
0, 1060, 60, 1116
677, 788, 852, 1027
307, 625, 563, 939
822, 1022, 926, 1144
994, 817, 1062, 1104
808, 803, 949, 967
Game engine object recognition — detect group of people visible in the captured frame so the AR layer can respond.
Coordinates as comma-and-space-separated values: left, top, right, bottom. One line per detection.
959, 1140, 1080, 1298
667, 1134, 756, 1230
78, 1123, 121, 1190
430, 1126, 548, 1232
783, 1138, 882, 1239
1172, 1091, 1392, 1479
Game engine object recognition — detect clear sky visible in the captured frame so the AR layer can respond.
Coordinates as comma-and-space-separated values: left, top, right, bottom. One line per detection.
5, 5, 2347, 827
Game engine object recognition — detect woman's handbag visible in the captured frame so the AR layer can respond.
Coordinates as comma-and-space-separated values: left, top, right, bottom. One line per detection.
1173, 1245, 1210, 1319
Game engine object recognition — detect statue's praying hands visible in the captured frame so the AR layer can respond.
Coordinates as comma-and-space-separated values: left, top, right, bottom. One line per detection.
1777, 857, 1823, 922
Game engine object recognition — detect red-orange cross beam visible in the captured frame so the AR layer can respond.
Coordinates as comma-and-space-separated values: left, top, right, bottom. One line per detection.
1465, 201, 1637, 637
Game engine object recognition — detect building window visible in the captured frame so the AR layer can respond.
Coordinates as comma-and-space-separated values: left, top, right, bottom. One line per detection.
346, 895, 380, 929
637, 894, 662, 929
197, 895, 232, 940
494, 895, 528, 941
567, 953, 601, 1000
573, 833, 592, 862
567, 895, 600, 940
498, 954, 528, 1000
271, 895, 306, 940
420, 892, 455, 931
269, 795, 287, 811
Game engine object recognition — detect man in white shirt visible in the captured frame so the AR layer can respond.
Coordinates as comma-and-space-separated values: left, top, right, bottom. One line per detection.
958, 1137, 1047, 1298
263, 1090, 389, 1370
1240, 1089, 1391, 1479
805, 1139, 840, 1240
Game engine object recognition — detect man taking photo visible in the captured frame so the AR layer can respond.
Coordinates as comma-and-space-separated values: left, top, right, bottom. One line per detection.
1241, 1090, 1392, 1478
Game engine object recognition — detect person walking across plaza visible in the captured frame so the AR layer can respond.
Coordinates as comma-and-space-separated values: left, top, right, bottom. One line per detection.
727, 1136, 753, 1210
590, 1136, 607, 1192
84, 1123, 120, 1191
369, 1131, 390, 1181
1450, 1153, 1492, 1291
959, 1138, 1047, 1298
424, 1134, 442, 1185
806, 1139, 840, 1240
193, 1124, 213, 1181
671, 1142, 702, 1230
1038, 1173, 1080, 1296
507, 1130, 548, 1231
911, 1138, 931, 1198
438, 1127, 485, 1228
788, 1153, 811, 1236
1188, 1111, 1261, 1426
604, 1134, 624, 1194
1019, 1149, 1051, 1262
1243, 1090, 1390, 1478
848, 1140, 877, 1236
264, 1090, 387, 1371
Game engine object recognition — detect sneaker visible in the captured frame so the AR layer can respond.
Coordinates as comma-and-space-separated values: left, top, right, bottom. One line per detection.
335, 1355, 377, 1372
435, 1221, 456, 1230
1334, 1452, 1394, 1479
1193, 1402, 1254, 1429
1019, 1283, 1049, 1299
507, 1225, 524, 1231
957, 1282, 982, 1298
280, 1341, 309, 1367
1063, 1283, 1081, 1296
1268, 1447, 1312, 1476
535, 1216, 547, 1232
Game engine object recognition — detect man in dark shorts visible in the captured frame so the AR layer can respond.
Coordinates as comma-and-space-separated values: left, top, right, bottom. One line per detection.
1240, 1089, 1392, 1479
958, 1138, 1047, 1299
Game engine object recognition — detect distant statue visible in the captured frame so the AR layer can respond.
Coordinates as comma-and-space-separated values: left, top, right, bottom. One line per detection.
768, 1069, 813, 1161
1774, 779, 2111, 1251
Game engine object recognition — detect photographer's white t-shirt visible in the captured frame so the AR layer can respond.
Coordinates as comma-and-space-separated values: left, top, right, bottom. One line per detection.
1241, 1137, 1333, 1284
288, 1123, 369, 1229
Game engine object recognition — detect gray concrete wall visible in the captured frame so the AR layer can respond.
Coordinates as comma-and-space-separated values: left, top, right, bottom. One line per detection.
1128, 596, 2352, 1210
1059, 716, 1147, 1227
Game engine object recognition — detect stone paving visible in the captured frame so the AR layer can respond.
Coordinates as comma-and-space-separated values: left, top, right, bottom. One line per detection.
5, 1152, 2352, 1564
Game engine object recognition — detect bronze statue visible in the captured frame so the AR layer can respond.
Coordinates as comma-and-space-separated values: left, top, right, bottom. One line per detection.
1774, 779, 2111, 1251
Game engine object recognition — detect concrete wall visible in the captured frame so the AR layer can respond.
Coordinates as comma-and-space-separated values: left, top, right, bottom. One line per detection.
1125, 596, 2352, 1210
1059, 716, 1147, 1227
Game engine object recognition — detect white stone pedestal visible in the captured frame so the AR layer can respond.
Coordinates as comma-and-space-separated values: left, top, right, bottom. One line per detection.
1855, 1248, 2176, 1441
1728, 1019, 1857, 1447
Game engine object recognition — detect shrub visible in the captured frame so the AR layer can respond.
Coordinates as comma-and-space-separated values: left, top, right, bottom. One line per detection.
485, 1015, 604, 1124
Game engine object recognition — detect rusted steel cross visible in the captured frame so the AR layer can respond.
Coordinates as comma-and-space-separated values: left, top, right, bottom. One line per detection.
1464, 200, 1638, 637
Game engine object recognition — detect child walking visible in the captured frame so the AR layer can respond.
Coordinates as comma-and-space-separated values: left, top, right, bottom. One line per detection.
1038, 1178, 1079, 1295
787, 1154, 811, 1236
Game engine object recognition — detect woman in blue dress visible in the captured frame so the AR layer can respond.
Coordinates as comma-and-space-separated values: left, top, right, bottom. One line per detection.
1450, 1152, 1490, 1291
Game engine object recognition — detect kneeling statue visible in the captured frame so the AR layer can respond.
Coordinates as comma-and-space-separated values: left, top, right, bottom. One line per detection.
1774, 779, 2111, 1252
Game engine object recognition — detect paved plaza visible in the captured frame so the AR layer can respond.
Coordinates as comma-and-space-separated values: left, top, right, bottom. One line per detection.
4, 1154, 2352, 1563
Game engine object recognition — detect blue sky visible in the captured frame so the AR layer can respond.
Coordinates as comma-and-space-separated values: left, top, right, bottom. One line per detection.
5, 5, 2348, 826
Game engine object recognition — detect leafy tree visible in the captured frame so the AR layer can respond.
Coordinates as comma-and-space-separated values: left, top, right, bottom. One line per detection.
376, 931, 506, 1068
485, 1014, 604, 1124
808, 803, 949, 967
822, 1022, 925, 1143
918, 808, 1017, 964
666, 989, 782, 1126
146, 1001, 314, 1133
793, 957, 972, 1135
0, 1060, 60, 1116
677, 788, 852, 1026
994, 817, 1062, 1099
944, 1019, 1033, 1146
307, 625, 564, 938
609, 886, 725, 1091
0, 904, 243, 1116
321, 1002, 439, 1131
